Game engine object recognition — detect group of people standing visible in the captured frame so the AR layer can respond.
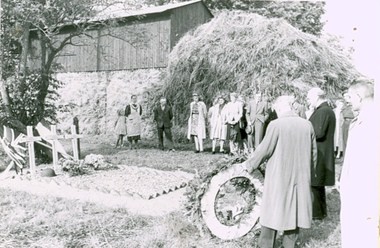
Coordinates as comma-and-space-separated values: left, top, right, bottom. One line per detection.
114, 95, 143, 149
187, 92, 276, 155
115, 82, 378, 248
238, 81, 378, 248
130, 91, 276, 153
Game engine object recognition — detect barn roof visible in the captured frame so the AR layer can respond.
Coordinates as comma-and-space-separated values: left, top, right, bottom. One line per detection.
93, 0, 213, 22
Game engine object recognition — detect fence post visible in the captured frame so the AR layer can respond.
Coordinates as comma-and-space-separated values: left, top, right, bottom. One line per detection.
24, 126, 41, 177
44, 125, 65, 172
73, 117, 81, 159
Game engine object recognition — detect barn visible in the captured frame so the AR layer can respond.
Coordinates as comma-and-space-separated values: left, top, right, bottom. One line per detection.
30, 0, 213, 72
30, 0, 213, 136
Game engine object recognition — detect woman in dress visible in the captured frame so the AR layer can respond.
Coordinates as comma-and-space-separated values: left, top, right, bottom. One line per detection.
208, 96, 227, 154
125, 95, 143, 149
224, 92, 243, 155
114, 108, 127, 148
187, 93, 207, 153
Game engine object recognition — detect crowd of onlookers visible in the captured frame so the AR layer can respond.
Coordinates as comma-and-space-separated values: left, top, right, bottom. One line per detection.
114, 89, 355, 159
114, 80, 377, 248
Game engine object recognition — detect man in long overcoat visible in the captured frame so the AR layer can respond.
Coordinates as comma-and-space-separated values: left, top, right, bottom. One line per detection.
340, 82, 379, 248
240, 95, 317, 248
307, 87, 336, 220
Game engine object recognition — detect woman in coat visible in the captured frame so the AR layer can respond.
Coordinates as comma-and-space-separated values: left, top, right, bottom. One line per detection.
187, 93, 207, 152
208, 96, 227, 154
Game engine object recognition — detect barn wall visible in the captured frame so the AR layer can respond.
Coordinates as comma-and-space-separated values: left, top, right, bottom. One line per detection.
29, 17, 171, 72
98, 17, 171, 71
170, 2, 212, 49
55, 69, 164, 137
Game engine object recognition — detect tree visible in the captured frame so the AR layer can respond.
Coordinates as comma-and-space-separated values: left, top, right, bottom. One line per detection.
144, 0, 325, 36
249, 1, 325, 36
0, 0, 130, 131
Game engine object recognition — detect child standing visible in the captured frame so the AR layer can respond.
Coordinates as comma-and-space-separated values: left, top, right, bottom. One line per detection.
114, 108, 127, 148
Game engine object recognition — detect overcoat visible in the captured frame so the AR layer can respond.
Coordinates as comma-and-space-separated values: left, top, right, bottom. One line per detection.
187, 101, 207, 140
341, 105, 355, 151
308, 102, 336, 186
208, 103, 227, 140
246, 112, 317, 230
340, 102, 379, 248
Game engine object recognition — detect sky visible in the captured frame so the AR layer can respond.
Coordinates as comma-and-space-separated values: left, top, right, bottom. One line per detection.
322, 1, 380, 85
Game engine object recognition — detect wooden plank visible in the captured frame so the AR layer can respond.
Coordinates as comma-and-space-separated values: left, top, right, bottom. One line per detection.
65, 125, 83, 161
25, 126, 41, 177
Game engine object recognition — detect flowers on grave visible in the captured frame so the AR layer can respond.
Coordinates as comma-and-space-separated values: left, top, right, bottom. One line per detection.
59, 158, 87, 177
84, 154, 117, 170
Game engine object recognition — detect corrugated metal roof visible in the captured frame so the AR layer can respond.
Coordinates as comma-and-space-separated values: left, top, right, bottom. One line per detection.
93, 0, 211, 22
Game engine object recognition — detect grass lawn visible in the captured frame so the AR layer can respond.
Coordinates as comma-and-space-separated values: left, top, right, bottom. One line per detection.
0, 135, 342, 247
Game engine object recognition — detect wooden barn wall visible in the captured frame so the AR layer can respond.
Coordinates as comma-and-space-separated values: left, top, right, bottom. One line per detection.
170, 3, 212, 49
98, 17, 170, 71
28, 30, 98, 72
29, 17, 171, 72
57, 30, 99, 72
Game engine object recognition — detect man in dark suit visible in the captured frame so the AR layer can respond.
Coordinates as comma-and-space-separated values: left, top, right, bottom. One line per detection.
307, 87, 336, 220
153, 97, 175, 151
245, 92, 268, 151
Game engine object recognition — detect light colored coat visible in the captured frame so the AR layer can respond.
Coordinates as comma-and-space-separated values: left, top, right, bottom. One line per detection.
246, 112, 317, 230
340, 102, 379, 248
208, 103, 227, 140
187, 101, 207, 140
224, 101, 242, 124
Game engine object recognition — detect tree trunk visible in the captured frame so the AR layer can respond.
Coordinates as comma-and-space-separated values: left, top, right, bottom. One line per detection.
0, 79, 12, 115
0, 2, 11, 116
19, 22, 31, 78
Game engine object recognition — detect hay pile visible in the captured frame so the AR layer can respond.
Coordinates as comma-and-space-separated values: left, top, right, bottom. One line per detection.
163, 11, 360, 124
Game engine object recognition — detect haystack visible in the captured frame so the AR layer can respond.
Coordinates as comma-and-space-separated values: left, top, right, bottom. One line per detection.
163, 11, 360, 124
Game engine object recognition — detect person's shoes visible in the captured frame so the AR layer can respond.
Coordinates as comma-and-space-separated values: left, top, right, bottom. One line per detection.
212, 151, 216, 154
194, 150, 200, 153
169, 149, 176, 152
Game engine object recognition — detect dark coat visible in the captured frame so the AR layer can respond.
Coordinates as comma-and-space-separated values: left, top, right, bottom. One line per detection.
309, 102, 336, 186
153, 104, 173, 128
263, 108, 278, 137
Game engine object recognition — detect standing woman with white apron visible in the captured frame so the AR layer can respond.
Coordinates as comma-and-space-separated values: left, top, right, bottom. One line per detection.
125, 95, 143, 149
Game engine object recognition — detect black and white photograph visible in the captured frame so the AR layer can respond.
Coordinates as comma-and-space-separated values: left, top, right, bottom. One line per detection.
0, 0, 379, 247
